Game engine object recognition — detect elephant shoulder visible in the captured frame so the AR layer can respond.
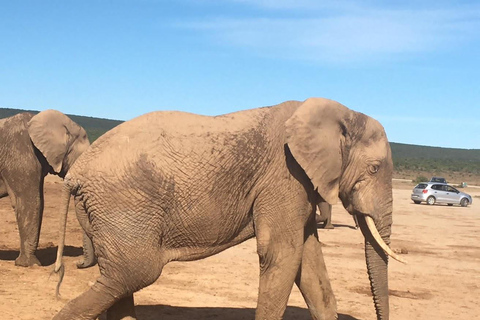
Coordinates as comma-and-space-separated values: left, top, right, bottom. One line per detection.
0, 113, 36, 142
0, 113, 38, 167
0, 112, 35, 131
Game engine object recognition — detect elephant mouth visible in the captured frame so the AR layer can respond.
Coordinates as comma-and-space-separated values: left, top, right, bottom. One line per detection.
357, 214, 407, 264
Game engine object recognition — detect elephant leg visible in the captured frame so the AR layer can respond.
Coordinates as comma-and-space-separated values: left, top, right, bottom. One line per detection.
55, 229, 164, 319
0, 178, 8, 198
107, 295, 136, 320
75, 198, 97, 268
54, 269, 155, 319
254, 214, 304, 319
53, 276, 126, 320
317, 202, 334, 229
76, 232, 97, 268
55, 272, 160, 319
3, 174, 44, 267
295, 222, 337, 320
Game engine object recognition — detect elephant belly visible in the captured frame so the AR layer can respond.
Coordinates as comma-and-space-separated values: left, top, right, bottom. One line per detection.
85, 187, 257, 263
162, 207, 256, 262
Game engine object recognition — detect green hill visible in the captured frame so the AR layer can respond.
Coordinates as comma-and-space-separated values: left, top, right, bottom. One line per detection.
391, 143, 480, 161
2, 107, 480, 180
391, 143, 480, 176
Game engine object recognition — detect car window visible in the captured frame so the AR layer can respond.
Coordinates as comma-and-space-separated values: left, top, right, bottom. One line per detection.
446, 186, 458, 193
415, 183, 427, 189
432, 184, 447, 191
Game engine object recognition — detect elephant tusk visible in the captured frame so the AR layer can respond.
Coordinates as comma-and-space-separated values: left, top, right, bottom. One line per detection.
365, 216, 407, 264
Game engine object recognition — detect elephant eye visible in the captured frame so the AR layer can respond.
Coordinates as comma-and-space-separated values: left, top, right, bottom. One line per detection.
369, 165, 379, 174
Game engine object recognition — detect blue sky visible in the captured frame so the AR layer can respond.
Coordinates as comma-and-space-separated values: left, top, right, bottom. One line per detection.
1, 0, 479, 149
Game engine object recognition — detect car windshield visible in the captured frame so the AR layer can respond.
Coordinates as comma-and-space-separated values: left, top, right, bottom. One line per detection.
415, 183, 428, 189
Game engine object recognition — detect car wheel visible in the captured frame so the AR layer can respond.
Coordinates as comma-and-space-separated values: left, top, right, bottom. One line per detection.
427, 196, 436, 205
413, 200, 421, 204
460, 198, 469, 207
448, 204, 453, 206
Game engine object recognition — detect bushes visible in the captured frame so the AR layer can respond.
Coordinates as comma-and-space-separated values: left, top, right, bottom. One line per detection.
413, 176, 429, 184
394, 158, 480, 175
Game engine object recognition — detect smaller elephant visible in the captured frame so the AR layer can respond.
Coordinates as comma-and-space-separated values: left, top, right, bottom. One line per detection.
0, 110, 94, 267
316, 202, 359, 229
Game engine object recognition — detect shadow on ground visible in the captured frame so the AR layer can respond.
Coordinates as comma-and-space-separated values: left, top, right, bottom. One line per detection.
101, 305, 359, 320
0, 245, 83, 266
317, 223, 358, 230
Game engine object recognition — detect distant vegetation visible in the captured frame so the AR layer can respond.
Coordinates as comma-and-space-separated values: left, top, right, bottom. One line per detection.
412, 175, 429, 184
391, 143, 480, 175
2, 107, 480, 180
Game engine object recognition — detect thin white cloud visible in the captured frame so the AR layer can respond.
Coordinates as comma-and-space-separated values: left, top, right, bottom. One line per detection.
177, 2, 480, 64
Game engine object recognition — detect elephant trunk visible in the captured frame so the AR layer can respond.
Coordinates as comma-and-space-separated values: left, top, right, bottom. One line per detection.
358, 215, 391, 320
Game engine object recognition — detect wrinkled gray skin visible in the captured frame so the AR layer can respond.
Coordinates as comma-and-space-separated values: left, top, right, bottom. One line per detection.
0, 110, 93, 267
54, 98, 396, 320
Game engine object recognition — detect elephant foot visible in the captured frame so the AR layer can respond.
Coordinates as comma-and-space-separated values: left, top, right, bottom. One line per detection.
76, 255, 97, 269
323, 223, 334, 229
15, 254, 41, 267
315, 214, 326, 224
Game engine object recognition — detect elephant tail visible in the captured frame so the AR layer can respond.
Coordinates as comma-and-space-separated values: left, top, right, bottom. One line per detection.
53, 180, 72, 298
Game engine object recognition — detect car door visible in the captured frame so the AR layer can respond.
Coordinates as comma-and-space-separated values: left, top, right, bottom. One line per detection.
444, 185, 461, 204
431, 184, 447, 203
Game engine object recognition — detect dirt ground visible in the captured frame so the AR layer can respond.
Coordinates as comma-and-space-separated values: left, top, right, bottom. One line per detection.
0, 176, 479, 320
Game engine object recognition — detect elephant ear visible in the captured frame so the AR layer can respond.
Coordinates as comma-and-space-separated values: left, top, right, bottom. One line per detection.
285, 98, 360, 205
27, 110, 89, 175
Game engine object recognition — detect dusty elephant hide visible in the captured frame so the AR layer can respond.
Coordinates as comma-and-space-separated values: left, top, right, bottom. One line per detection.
54, 98, 400, 320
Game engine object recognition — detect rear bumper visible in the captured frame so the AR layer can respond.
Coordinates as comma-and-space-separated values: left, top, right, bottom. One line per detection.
411, 193, 427, 202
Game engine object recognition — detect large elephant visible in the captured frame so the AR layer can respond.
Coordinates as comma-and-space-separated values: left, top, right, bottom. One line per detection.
0, 110, 94, 267
53, 98, 405, 320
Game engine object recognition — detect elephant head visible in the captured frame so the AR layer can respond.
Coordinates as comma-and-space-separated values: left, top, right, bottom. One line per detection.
285, 98, 405, 320
27, 110, 90, 178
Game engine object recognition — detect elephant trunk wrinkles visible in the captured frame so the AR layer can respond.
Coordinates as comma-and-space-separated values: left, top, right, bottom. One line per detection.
358, 215, 390, 320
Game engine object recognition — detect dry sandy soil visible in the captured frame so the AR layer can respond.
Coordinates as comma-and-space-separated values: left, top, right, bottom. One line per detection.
0, 176, 479, 320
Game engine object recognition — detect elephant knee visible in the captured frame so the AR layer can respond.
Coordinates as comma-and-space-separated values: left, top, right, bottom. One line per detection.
257, 242, 274, 275
256, 237, 302, 275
